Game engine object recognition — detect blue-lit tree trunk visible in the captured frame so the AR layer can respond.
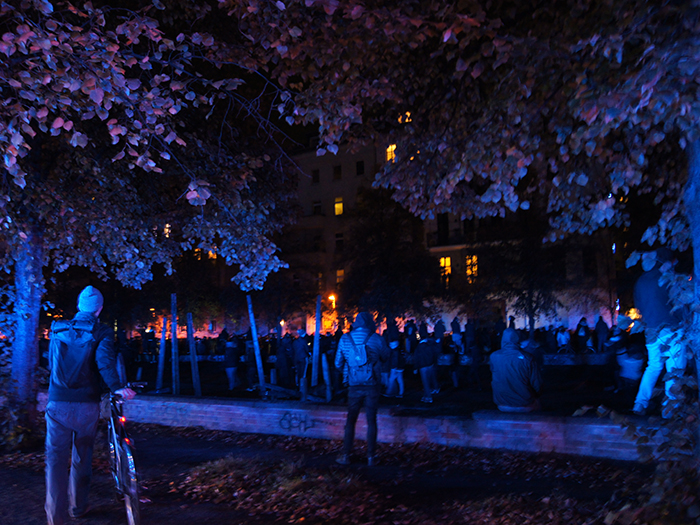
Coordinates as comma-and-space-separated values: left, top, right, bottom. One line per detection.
10, 230, 44, 406
685, 139, 700, 399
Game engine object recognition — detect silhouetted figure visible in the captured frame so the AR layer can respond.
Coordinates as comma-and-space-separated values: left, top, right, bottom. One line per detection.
223, 336, 238, 390
556, 325, 572, 352
595, 316, 609, 353
490, 327, 542, 412
416, 323, 439, 403
493, 315, 507, 351
575, 317, 593, 353
335, 312, 389, 466
383, 319, 403, 397
292, 328, 310, 389
276, 333, 293, 389
404, 319, 418, 356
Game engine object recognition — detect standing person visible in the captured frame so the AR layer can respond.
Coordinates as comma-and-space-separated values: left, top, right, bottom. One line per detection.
632, 249, 687, 416
595, 316, 609, 353
223, 336, 238, 391
384, 322, 405, 398
493, 315, 507, 351
276, 332, 293, 389
415, 323, 439, 403
45, 286, 136, 525
404, 319, 417, 356
334, 312, 389, 466
575, 317, 593, 352
490, 327, 542, 412
383, 319, 400, 396
293, 328, 310, 389
450, 317, 463, 351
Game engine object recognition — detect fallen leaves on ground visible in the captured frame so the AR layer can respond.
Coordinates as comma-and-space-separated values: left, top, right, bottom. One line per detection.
151, 424, 651, 525
0, 423, 655, 524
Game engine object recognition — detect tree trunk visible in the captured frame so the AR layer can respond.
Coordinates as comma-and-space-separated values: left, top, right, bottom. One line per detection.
171, 294, 179, 395
246, 295, 266, 391
10, 230, 44, 407
684, 139, 700, 399
186, 313, 202, 397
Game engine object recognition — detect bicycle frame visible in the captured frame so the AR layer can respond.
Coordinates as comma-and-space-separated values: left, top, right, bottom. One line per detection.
107, 383, 145, 525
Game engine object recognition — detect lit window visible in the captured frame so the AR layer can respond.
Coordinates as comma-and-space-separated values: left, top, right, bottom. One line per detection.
336, 268, 345, 284
386, 144, 396, 163
398, 112, 412, 123
164, 224, 171, 238
208, 250, 217, 260
465, 255, 478, 284
194, 248, 202, 260
440, 256, 451, 288
334, 197, 344, 216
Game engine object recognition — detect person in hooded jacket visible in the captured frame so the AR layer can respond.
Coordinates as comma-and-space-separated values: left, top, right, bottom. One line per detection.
45, 286, 135, 525
489, 327, 542, 412
415, 323, 440, 403
632, 249, 687, 416
334, 312, 389, 466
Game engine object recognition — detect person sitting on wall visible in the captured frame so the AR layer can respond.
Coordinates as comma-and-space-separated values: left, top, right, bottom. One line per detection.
490, 327, 542, 412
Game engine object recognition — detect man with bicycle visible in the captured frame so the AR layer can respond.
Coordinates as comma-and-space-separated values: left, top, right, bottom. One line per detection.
45, 286, 136, 525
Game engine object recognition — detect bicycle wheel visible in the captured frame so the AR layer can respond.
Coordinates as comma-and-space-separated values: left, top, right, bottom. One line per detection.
118, 441, 140, 525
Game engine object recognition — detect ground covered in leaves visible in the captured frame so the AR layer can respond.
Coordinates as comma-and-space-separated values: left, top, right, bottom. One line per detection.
0, 423, 657, 525
143, 425, 653, 525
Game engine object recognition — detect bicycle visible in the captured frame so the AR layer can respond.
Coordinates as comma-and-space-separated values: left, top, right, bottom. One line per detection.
107, 382, 146, 525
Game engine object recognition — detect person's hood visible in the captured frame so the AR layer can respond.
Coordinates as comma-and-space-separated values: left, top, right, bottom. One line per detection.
419, 323, 429, 340
502, 327, 520, 347
353, 312, 375, 331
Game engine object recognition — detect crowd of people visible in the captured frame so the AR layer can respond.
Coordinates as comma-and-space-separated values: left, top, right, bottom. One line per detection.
44, 245, 692, 513
109, 248, 692, 422
205, 312, 648, 409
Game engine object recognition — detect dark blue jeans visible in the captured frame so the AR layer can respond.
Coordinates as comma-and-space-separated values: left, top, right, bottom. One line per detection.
343, 385, 379, 458
45, 401, 100, 525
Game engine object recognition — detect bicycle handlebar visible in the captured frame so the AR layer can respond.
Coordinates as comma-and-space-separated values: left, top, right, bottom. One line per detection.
112, 382, 147, 401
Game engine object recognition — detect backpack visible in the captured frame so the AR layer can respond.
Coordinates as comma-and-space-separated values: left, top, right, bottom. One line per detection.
49, 319, 98, 389
346, 333, 374, 386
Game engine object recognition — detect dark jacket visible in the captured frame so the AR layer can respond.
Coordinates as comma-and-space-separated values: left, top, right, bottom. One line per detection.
634, 267, 682, 340
335, 312, 389, 387
414, 339, 438, 369
48, 312, 124, 403
489, 328, 542, 409
293, 335, 309, 363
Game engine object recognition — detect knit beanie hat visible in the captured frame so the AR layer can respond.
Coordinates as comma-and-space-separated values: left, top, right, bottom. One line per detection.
78, 286, 104, 314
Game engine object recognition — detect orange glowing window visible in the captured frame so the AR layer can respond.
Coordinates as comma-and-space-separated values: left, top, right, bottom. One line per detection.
386, 144, 396, 163
465, 255, 478, 284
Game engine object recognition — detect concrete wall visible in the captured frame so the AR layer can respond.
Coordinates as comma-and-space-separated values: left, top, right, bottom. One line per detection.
123, 396, 642, 461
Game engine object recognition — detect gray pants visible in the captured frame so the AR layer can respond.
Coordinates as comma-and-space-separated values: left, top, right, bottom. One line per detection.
45, 401, 101, 525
